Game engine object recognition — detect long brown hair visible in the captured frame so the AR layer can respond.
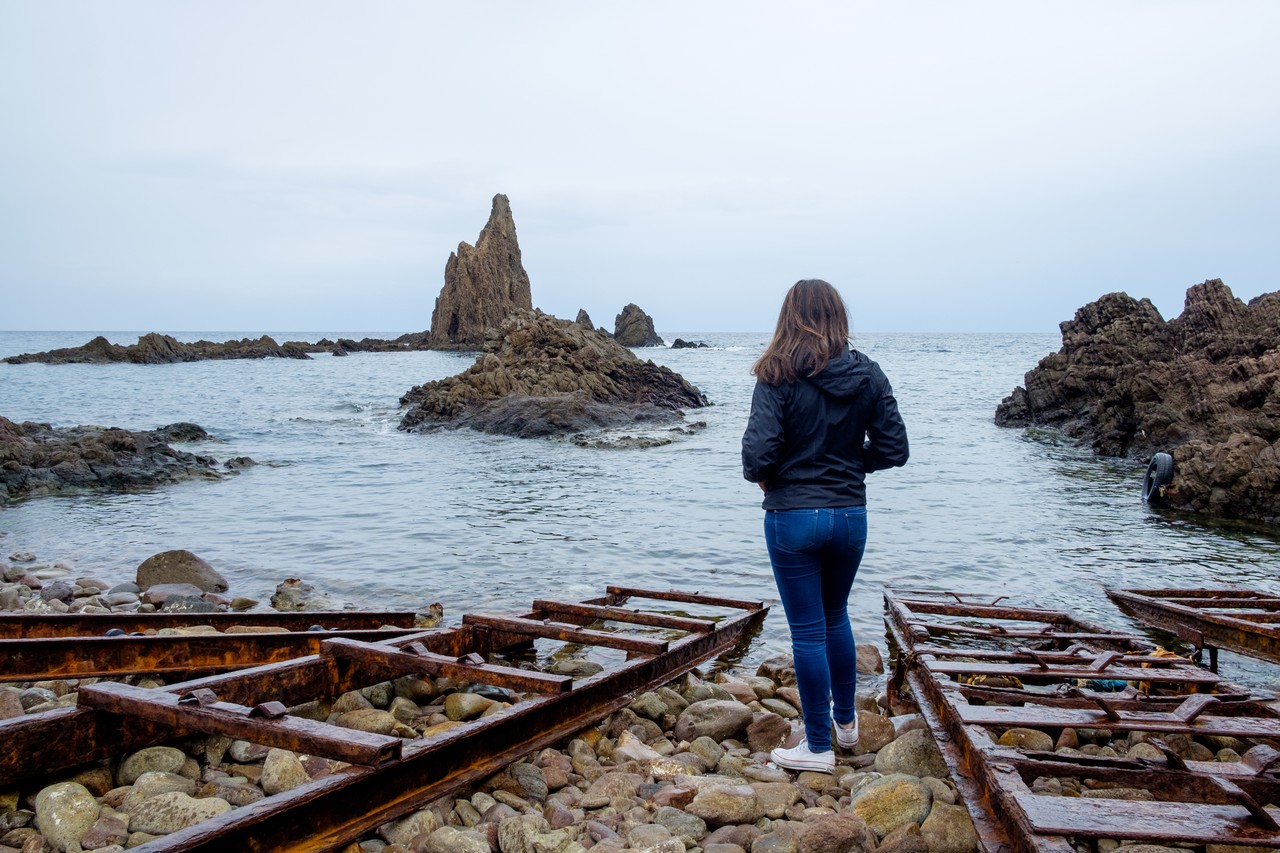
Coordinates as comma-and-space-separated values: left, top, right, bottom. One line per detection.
752, 279, 850, 384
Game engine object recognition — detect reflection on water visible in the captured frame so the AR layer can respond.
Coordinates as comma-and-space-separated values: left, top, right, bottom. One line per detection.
1, 331, 1278, 689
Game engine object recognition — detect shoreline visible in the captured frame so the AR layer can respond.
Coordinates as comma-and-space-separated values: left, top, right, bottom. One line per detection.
0, 542, 977, 853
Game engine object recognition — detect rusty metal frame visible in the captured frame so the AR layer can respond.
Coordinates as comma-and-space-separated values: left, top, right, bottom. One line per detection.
885, 588, 1280, 852
1, 586, 766, 852
1108, 588, 1280, 671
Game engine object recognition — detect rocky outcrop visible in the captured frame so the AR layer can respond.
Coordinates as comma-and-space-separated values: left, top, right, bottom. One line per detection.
614, 304, 664, 347
0, 417, 245, 504
428, 195, 533, 350
574, 309, 595, 329
399, 311, 707, 439
303, 332, 432, 355
996, 279, 1280, 525
4, 333, 311, 365
672, 339, 709, 349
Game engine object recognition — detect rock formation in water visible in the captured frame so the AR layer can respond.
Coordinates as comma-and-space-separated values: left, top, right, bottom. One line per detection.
614, 304, 664, 347
671, 338, 709, 349
0, 418, 247, 503
996, 279, 1280, 525
306, 332, 432, 355
399, 311, 707, 439
4, 333, 311, 365
427, 194, 534, 350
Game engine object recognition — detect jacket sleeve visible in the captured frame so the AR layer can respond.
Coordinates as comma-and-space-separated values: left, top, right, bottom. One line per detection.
742, 380, 786, 483
863, 372, 909, 472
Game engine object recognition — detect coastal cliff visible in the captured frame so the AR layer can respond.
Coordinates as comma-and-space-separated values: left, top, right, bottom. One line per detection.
996, 279, 1280, 525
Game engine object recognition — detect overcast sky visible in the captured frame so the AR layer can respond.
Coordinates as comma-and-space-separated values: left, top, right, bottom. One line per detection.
2, 2, 1276, 334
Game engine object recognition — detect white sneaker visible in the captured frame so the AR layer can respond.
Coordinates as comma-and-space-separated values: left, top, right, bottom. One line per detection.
834, 714, 860, 750
831, 702, 860, 750
770, 741, 835, 773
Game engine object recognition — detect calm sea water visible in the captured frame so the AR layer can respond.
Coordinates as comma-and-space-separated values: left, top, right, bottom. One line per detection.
2, 331, 1279, 687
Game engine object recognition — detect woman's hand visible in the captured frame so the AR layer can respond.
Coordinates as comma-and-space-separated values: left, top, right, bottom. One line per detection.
757, 481, 767, 492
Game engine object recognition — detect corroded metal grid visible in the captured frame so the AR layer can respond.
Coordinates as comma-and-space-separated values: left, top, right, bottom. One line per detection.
885, 588, 1280, 852
1109, 588, 1280, 671
2, 586, 767, 852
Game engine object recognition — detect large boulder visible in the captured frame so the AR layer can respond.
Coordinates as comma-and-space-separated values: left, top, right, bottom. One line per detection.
428, 194, 534, 350
400, 311, 707, 438
614, 304, 664, 347
0, 418, 235, 505
996, 279, 1280, 525
136, 550, 228, 593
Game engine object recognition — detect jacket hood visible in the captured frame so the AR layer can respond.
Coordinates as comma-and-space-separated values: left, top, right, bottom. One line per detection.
806, 349, 874, 398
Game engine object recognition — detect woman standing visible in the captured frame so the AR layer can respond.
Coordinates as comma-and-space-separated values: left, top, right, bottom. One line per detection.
742, 279, 909, 773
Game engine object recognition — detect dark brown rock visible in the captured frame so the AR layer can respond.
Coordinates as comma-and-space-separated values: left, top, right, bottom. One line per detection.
614, 304, 664, 347
0, 418, 236, 505
996, 279, 1280, 525
4, 333, 311, 364
399, 311, 707, 438
428, 194, 533, 350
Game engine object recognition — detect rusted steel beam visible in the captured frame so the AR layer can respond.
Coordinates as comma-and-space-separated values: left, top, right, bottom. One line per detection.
605, 586, 764, 610
78, 682, 402, 766
1015, 794, 1280, 844
320, 638, 574, 694
0, 610, 418, 638
531, 600, 714, 633
461, 613, 669, 655
126, 599, 767, 852
908, 620, 1149, 645
0, 628, 424, 682
955, 703, 1280, 737
909, 644, 1178, 666
1109, 588, 1280, 665
922, 658, 1220, 686
891, 598, 1074, 622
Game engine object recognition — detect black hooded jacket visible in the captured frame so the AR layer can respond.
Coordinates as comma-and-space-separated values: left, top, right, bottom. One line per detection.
741, 348, 908, 510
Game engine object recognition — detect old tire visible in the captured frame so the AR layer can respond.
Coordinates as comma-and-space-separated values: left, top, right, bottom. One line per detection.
1142, 452, 1174, 503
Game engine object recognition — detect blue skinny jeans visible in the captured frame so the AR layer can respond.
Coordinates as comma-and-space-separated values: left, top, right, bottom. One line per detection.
764, 506, 867, 752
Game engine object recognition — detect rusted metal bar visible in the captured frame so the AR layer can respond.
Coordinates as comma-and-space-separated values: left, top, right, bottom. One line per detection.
461, 613, 669, 655
531, 600, 715, 633
127, 593, 768, 851
320, 637, 574, 695
78, 682, 403, 766
0, 628, 424, 682
0, 610, 418, 638
885, 588, 1280, 852
922, 658, 1219, 686
605, 586, 764, 610
1109, 587, 1280, 665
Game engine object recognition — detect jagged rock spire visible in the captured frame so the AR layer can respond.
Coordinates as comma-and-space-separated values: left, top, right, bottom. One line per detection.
428, 194, 533, 350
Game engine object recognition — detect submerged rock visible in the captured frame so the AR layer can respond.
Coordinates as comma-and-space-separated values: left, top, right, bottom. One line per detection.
996, 279, 1280, 525
428, 194, 534, 350
614, 304, 664, 347
399, 311, 707, 439
4, 333, 311, 364
0, 417, 242, 505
